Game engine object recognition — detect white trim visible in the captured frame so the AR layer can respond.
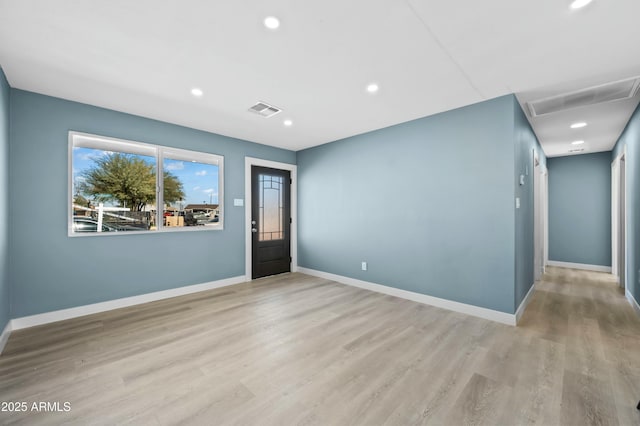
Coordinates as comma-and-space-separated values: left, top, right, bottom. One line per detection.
0, 320, 12, 355
611, 147, 627, 288
244, 157, 298, 280
515, 282, 536, 324
10, 275, 245, 330
543, 170, 549, 272
626, 289, 640, 318
533, 150, 543, 281
611, 157, 619, 277
547, 260, 612, 273
297, 267, 516, 326
620, 148, 627, 290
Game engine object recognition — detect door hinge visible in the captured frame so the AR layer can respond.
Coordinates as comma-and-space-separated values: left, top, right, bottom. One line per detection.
290, 217, 292, 224
290, 256, 292, 263
290, 178, 292, 184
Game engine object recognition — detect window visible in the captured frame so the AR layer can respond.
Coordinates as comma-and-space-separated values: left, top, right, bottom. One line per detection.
69, 132, 223, 236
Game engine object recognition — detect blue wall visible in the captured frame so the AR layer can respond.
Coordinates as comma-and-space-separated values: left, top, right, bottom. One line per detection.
547, 152, 611, 267
3, 88, 549, 319
0, 69, 9, 332
612, 102, 640, 305
9, 90, 295, 317
297, 95, 518, 313
513, 98, 546, 309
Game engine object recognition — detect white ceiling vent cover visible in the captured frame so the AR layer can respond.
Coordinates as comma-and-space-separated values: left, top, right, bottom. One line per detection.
527, 77, 640, 117
248, 101, 282, 118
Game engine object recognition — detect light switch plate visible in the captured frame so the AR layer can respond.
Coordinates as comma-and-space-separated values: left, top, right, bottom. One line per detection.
516, 197, 520, 209
233, 198, 244, 207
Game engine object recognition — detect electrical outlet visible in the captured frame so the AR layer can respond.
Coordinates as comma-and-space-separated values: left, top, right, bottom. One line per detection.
361, 262, 367, 271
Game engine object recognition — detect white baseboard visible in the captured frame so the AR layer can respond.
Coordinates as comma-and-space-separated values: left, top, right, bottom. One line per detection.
627, 289, 640, 318
0, 320, 12, 356
11, 275, 246, 331
515, 282, 536, 324
297, 267, 516, 326
547, 260, 612, 273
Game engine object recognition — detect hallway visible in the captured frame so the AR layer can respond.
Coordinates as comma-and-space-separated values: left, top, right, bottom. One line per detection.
519, 266, 640, 425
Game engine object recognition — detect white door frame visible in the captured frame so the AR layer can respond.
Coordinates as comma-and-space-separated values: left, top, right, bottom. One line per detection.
244, 157, 298, 281
612, 147, 627, 287
612, 158, 619, 277
543, 169, 549, 272
533, 150, 543, 281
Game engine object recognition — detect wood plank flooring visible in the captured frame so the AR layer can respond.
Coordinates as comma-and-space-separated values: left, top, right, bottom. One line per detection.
0, 267, 639, 425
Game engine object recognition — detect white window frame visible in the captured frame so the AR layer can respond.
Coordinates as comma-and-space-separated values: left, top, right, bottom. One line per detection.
68, 131, 224, 237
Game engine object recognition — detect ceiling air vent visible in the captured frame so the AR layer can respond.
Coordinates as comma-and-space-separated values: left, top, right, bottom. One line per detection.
248, 101, 282, 118
527, 77, 640, 117
568, 148, 585, 153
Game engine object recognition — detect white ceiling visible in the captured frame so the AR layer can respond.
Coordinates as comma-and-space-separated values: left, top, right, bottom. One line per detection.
517, 76, 640, 158
0, 0, 639, 154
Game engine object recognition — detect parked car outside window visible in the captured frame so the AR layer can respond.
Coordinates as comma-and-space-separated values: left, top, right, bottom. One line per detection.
72, 217, 118, 233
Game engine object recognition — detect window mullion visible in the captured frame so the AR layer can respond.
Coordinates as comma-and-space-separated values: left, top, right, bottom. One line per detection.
157, 148, 164, 231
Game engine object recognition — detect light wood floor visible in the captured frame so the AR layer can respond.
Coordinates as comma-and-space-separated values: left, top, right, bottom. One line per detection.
1, 267, 639, 425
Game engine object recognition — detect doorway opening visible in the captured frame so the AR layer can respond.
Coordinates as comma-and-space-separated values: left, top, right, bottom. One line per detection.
612, 150, 626, 289
533, 151, 547, 281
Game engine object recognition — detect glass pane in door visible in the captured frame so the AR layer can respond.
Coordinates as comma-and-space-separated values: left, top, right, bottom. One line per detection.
259, 174, 284, 241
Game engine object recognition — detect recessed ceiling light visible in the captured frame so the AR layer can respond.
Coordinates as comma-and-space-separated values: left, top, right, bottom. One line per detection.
191, 88, 203, 97
571, 140, 585, 145
570, 122, 587, 129
366, 83, 379, 94
264, 16, 280, 30
283, 119, 293, 127
570, 0, 593, 9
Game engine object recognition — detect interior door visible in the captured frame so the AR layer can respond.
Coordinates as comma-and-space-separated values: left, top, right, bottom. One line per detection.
251, 166, 291, 279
